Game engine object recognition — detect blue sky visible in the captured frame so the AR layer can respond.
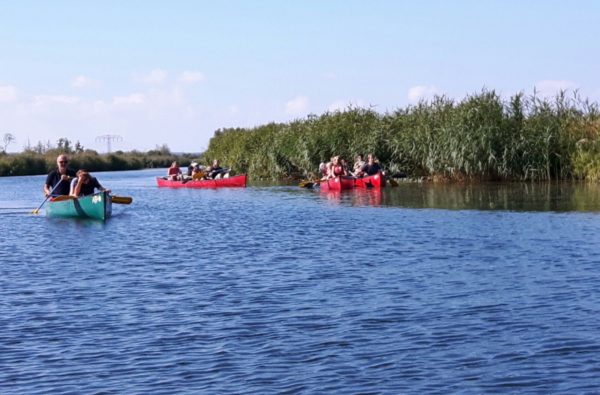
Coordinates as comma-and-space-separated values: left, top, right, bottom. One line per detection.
1, 0, 599, 153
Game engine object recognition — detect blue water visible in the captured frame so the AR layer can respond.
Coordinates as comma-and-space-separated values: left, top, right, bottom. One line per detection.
1, 169, 600, 394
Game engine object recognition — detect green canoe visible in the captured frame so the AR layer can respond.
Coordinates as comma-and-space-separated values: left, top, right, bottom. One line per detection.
46, 192, 112, 220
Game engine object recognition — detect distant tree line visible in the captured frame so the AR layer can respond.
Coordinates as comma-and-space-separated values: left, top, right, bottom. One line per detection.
0, 139, 195, 177
202, 90, 600, 181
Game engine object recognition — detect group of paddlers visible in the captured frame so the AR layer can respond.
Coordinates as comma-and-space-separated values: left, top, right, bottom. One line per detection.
167, 159, 230, 181
320, 153, 381, 180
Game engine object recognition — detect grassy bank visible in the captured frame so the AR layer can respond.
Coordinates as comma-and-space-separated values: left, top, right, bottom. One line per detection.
0, 146, 194, 177
203, 90, 600, 181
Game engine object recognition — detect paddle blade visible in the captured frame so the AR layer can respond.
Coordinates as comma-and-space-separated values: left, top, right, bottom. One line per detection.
51, 195, 75, 202
111, 196, 133, 204
299, 179, 321, 188
389, 178, 399, 187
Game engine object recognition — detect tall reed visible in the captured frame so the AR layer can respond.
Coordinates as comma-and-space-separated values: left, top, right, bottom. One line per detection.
203, 90, 600, 181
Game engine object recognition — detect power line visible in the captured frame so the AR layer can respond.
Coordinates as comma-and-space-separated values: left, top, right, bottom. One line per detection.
96, 134, 123, 153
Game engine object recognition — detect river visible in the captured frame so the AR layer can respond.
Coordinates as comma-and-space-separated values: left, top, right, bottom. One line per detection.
1, 169, 600, 394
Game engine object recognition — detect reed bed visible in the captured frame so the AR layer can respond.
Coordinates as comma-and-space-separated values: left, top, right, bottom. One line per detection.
202, 90, 600, 181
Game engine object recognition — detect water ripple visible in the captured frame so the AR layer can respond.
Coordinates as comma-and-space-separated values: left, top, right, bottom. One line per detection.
2, 172, 600, 393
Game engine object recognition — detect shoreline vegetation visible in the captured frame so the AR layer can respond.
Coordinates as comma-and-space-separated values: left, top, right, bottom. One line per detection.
204, 90, 600, 182
0, 142, 195, 177
3, 90, 600, 182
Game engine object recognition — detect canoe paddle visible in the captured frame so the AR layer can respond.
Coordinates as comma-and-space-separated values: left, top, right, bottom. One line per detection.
52, 194, 133, 204
111, 195, 132, 204
51, 195, 75, 202
32, 179, 64, 214
299, 179, 322, 188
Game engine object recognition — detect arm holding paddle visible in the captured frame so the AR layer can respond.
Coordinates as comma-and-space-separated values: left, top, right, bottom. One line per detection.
35, 154, 76, 214
44, 174, 72, 197
44, 154, 77, 196
33, 179, 64, 214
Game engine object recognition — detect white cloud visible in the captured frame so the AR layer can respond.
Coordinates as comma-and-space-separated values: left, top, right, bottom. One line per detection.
179, 71, 205, 84
0, 85, 18, 102
71, 75, 98, 88
0, 85, 213, 152
285, 96, 309, 115
33, 95, 81, 105
535, 80, 578, 97
408, 85, 439, 103
112, 93, 146, 105
134, 69, 168, 84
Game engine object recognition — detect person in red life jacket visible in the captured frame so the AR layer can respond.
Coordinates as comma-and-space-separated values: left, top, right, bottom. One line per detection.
328, 156, 348, 178
70, 169, 110, 197
167, 161, 182, 181
44, 154, 77, 197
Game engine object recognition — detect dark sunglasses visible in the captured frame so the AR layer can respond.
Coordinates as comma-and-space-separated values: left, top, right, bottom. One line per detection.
59, 160, 69, 164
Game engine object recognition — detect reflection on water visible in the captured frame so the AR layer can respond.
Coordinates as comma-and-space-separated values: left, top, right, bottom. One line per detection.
45, 217, 109, 228
320, 188, 383, 207
314, 182, 600, 212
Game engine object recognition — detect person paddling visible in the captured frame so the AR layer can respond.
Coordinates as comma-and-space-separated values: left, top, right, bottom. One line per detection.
352, 154, 366, 177
207, 159, 228, 179
44, 154, 77, 197
363, 153, 382, 176
191, 163, 206, 180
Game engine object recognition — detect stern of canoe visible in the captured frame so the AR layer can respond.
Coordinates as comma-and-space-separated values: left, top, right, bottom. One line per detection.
46, 192, 112, 220
320, 176, 355, 191
354, 172, 386, 189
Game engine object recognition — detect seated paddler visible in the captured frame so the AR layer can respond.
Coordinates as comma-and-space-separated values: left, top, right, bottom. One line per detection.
69, 169, 111, 197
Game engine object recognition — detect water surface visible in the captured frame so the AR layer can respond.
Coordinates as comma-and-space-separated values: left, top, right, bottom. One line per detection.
1, 170, 600, 394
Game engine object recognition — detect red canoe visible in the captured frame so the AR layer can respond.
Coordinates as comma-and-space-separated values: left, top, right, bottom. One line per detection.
354, 171, 386, 189
319, 176, 356, 191
156, 174, 247, 188
319, 172, 386, 191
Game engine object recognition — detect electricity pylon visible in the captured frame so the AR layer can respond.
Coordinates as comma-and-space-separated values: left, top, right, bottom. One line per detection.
96, 134, 123, 153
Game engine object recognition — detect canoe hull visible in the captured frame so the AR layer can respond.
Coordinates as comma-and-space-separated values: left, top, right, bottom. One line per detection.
156, 174, 247, 188
354, 172, 386, 189
320, 176, 356, 191
320, 172, 386, 191
46, 192, 112, 221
